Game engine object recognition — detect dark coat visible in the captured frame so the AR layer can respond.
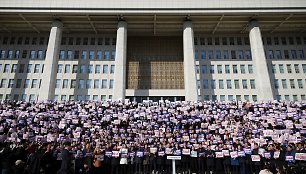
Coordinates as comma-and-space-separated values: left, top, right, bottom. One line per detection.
57, 149, 72, 174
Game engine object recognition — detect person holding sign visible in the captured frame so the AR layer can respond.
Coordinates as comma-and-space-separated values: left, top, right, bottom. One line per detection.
119, 144, 128, 172
206, 145, 215, 174
251, 143, 262, 174
111, 145, 120, 174
135, 146, 144, 174
149, 146, 157, 174
157, 146, 165, 174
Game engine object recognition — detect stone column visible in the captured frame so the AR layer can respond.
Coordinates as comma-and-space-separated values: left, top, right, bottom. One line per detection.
249, 19, 274, 101
113, 21, 127, 101
38, 20, 63, 101
183, 20, 198, 101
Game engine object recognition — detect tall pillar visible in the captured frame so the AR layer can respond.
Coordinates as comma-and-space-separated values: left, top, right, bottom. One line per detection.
183, 21, 198, 101
38, 20, 63, 101
113, 21, 127, 101
249, 20, 274, 101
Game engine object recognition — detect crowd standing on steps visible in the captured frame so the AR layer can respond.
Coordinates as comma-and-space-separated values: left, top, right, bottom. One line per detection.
0, 100, 306, 174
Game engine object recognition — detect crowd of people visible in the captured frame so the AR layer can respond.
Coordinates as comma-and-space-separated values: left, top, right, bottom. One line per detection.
0, 100, 306, 174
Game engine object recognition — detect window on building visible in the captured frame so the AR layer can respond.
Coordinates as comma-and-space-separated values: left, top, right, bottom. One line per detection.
72, 65, 78, 73
226, 80, 232, 89
24, 37, 30, 45
250, 79, 256, 89
281, 37, 287, 45
103, 65, 108, 74
97, 51, 103, 60
8, 79, 14, 88
290, 79, 295, 89
57, 64, 63, 73
271, 64, 276, 73
70, 80, 76, 88
104, 51, 110, 60
196, 80, 201, 89
0, 79, 7, 88
78, 79, 84, 89
208, 50, 213, 59
16, 79, 22, 88
215, 37, 220, 45
222, 37, 228, 45
228, 95, 234, 101
287, 64, 292, 73
268, 50, 274, 59
266, 37, 272, 45
294, 64, 300, 73
86, 79, 92, 89
200, 38, 205, 45
3, 64, 9, 73
109, 79, 114, 89
55, 79, 61, 88
301, 95, 306, 101
229, 37, 235, 45
274, 37, 279, 45
211, 80, 216, 89
105, 38, 110, 45
95, 65, 101, 74
242, 79, 247, 89
238, 50, 244, 59
83, 37, 88, 45
219, 80, 224, 89
275, 50, 282, 59
217, 65, 222, 74
110, 65, 115, 74
223, 50, 229, 59
210, 65, 214, 74
101, 79, 107, 89
297, 79, 303, 89
61, 95, 67, 101
282, 79, 287, 89
98, 38, 103, 45
80, 65, 86, 74
248, 65, 253, 74
7, 50, 13, 59
215, 50, 221, 59
252, 95, 258, 102
240, 65, 245, 74
284, 50, 290, 59
67, 50, 73, 59
65, 64, 70, 73
231, 50, 236, 59
274, 79, 279, 89
62, 79, 68, 88
194, 50, 199, 60
225, 65, 230, 74
81, 51, 87, 59
298, 50, 305, 59
30, 50, 36, 59
89, 51, 95, 59
279, 64, 284, 73
94, 79, 99, 89
220, 95, 225, 101
194, 37, 198, 45
233, 65, 238, 74
88, 64, 93, 74
196, 65, 200, 74
303, 64, 306, 73
31, 79, 38, 88
34, 64, 40, 73
202, 65, 207, 74
112, 38, 116, 45
203, 80, 209, 89
201, 50, 206, 59
39, 37, 45, 45
244, 95, 249, 101
27, 64, 32, 73
207, 37, 213, 45
291, 50, 297, 59
234, 80, 239, 89
237, 37, 242, 45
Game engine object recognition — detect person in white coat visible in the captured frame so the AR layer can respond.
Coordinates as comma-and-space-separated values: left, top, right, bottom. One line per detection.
120, 144, 129, 171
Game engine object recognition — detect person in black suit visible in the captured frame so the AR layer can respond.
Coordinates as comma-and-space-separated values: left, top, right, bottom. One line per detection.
57, 142, 72, 174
